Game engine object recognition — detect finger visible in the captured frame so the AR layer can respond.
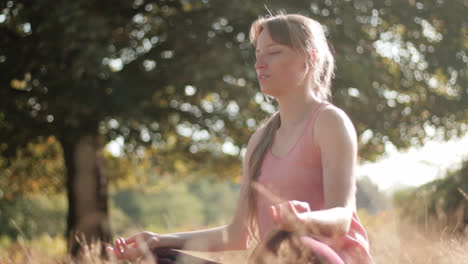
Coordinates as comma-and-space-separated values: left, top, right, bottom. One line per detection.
106, 246, 120, 260
125, 233, 141, 244
289, 200, 309, 213
120, 246, 143, 259
297, 201, 311, 212
106, 246, 115, 255
287, 202, 308, 231
120, 237, 127, 251
119, 238, 127, 255
114, 239, 142, 260
270, 205, 278, 223
276, 204, 284, 222
119, 237, 130, 256
147, 236, 160, 249
277, 202, 291, 216
119, 237, 126, 252
114, 239, 123, 258
274, 203, 297, 231
289, 202, 307, 226
128, 242, 139, 248
288, 201, 300, 216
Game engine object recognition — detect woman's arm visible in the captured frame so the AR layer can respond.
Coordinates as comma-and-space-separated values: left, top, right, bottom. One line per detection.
107, 225, 238, 260
108, 129, 264, 259
156, 224, 242, 250
315, 105, 357, 234
271, 106, 357, 237
271, 202, 353, 236
166, 128, 265, 251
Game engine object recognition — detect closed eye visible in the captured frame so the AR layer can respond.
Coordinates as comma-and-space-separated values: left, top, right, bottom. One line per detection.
255, 51, 281, 60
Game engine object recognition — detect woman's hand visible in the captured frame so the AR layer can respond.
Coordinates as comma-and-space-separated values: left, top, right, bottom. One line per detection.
106, 231, 160, 260
270, 200, 311, 231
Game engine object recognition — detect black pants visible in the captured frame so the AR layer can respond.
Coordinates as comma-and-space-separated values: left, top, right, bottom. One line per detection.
152, 248, 220, 264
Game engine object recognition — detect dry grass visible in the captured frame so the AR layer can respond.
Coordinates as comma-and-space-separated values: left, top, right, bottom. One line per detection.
1, 211, 467, 263
366, 211, 468, 264
248, 230, 320, 264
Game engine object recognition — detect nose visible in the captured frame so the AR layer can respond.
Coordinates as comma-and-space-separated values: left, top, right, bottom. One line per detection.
254, 56, 266, 70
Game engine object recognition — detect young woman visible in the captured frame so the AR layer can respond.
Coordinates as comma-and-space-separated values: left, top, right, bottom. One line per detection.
108, 13, 374, 264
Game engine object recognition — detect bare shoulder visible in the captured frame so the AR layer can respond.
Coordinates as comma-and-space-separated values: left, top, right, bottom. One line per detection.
317, 104, 354, 127
315, 104, 357, 145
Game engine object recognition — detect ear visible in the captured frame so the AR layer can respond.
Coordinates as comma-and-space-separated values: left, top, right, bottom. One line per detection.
306, 49, 317, 67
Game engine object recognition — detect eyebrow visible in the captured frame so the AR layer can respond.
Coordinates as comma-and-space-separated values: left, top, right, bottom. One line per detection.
256, 43, 281, 53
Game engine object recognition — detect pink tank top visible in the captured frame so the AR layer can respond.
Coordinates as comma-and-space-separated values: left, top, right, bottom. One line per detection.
255, 102, 373, 264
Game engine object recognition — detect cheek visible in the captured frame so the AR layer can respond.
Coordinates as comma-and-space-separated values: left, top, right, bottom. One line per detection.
259, 56, 306, 95
276, 61, 305, 83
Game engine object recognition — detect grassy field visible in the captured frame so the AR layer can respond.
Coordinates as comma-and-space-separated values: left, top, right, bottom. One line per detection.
364, 211, 467, 263
1, 210, 466, 263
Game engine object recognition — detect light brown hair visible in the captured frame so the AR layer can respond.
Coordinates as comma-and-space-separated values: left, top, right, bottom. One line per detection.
244, 12, 335, 243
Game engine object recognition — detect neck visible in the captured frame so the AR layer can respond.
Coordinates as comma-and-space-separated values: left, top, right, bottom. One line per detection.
276, 88, 322, 131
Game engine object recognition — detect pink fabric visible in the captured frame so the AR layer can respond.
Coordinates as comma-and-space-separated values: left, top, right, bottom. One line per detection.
255, 102, 373, 264
300, 236, 344, 264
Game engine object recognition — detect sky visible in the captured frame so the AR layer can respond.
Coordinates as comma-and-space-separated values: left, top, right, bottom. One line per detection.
357, 134, 468, 193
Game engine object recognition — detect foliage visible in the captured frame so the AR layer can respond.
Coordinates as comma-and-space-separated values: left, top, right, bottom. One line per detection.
105, 146, 242, 193
356, 176, 388, 214
393, 158, 468, 231
187, 179, 240, 226
112, 185, 205, 232
1, 0, 466, 179
111, 177, 239, 234
0, 177, 239, 241
0, 136, 65, 201
0, 195, 67, 240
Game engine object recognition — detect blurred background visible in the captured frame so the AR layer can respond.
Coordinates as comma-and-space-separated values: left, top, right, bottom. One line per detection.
0, 0, 467, 263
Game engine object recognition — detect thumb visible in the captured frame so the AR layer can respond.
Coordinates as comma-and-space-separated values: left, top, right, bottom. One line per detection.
270, 205, 279, 224
106, 246, 115, 254
288, 201, 299, 216
289, 200, 310, 214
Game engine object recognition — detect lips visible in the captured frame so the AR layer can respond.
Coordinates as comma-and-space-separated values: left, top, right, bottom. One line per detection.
258, 73, 270, 80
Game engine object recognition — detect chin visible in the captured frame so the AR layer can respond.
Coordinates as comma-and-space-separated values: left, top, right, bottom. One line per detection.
260, 85, 279, 98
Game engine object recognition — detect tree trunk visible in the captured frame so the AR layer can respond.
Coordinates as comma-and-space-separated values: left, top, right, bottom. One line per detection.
61, 134, 111, 256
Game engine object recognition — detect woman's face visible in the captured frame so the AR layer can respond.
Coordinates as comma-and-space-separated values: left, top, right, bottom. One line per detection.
255, 27, 307, 98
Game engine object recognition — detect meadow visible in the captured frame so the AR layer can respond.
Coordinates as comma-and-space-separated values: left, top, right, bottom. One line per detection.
1, 196, 467, 263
